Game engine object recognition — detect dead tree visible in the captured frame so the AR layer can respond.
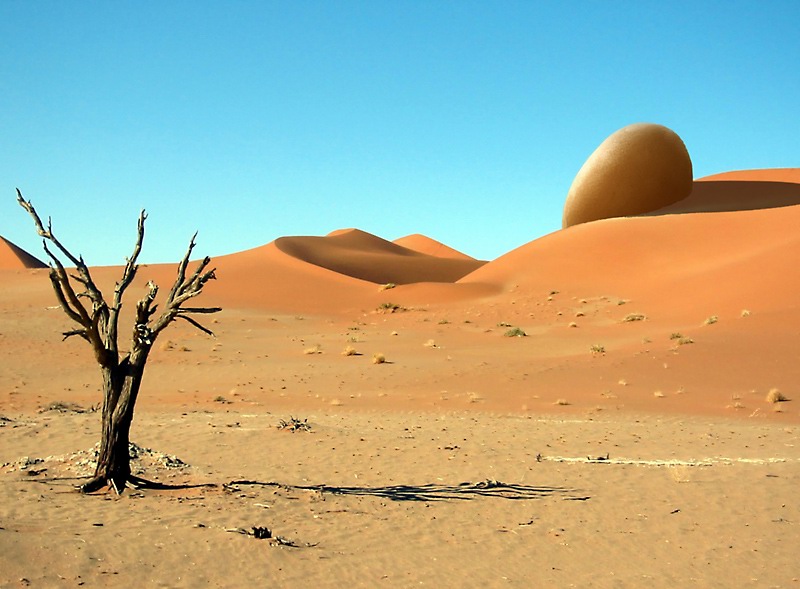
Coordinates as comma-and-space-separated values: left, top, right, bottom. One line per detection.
17, 189, 221, 493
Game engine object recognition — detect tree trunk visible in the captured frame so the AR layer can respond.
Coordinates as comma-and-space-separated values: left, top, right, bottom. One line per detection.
81, 350, 149, 493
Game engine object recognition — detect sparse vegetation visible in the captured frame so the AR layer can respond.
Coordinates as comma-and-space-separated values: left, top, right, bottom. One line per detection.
438, 319, 450, 325
553, 398, 570, 406
622, 313, 646, 322
377, 302, 404, 313
379, 283, 396, 291
423, 339, 438, 348
504, 326, 527, 337
303, 344, 322, 355
704, 315, 719, 325
741, 309, 751, 317
590, 344, 606, 355
372, 352, 386, 364
497, 322, 513, 328
277, 416, 312, 432
341, 345, 358, 356
765, 388, 789, 404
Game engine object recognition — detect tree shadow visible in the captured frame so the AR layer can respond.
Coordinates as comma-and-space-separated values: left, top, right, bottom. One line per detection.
227, 479, 584, 502
21, 474, 216, 493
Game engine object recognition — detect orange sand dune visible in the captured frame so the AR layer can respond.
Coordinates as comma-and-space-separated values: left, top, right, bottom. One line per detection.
392, 234, 477, 260
274, 228, 485, 286
697, 167, 800, 183
463, 201, 800, 318
0, 236, 47, 270
649, 180, 800, 215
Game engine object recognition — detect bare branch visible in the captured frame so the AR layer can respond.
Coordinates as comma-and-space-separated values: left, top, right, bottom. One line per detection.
17, 189, 106, 309
177, 314, 216, 337
177, 307, 222, 314
166, 233, 198, 305
17, 189, 84, 269
62, 329, 89, 342
114, 210, 146, 306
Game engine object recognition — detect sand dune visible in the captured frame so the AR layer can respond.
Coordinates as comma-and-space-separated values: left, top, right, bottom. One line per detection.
0, 236, 47, 270
392, 234, 477, 260
697, 167, 800, 183
274, 228, 485, 285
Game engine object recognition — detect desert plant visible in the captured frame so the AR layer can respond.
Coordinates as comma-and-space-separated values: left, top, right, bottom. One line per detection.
622, 313, 646, 322
341, 345, 358, 356
372, 352, 386, 364
303, 344, 322, 355
765, 388, 789, 404
704, 315, 719, 325
18, 190, 219, 493
277, 416, 312, 432
504, 327, 527, 337
590, 344, 606, 355
379, 283, 396, 291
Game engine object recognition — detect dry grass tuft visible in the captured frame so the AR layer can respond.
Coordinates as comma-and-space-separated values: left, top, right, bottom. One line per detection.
622, 313, 646, 322
304, 344, 322, 355
504, 327, 527, 337
423, 339, 438, 348
740, 309, 751, 317
765, 388, 789, 404
341, 345, 358, 356
704, 315, 719, 326
372, 352, 386, 365
590, 344, 605, 355
553, 398, 570, 406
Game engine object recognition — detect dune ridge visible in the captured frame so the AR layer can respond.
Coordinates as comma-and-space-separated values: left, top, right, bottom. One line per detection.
274, 228, 485, 286
392, 234, 477, 260
0, 236, 47, 270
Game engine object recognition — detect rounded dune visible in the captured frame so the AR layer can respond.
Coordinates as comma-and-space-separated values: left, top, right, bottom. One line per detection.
274, 229, 485, 285
0, 236, 47, 270
392, 234, 477, 260
562, 123, 693, 228
697, 168, 800, 184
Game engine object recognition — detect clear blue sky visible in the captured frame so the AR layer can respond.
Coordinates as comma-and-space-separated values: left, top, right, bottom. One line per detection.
2, 1, 798, 265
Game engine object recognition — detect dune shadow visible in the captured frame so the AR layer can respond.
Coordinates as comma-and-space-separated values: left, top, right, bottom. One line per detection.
227, 479, 582, 502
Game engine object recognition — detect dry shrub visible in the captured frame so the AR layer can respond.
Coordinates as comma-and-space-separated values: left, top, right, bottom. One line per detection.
622, 313, 646, 322
341, 345, 358, 356
304, 345, 322, 355
765, 388, 789, 404
372, 353, 386, 365
504, 327, 527, 337
553, 398, 570, 406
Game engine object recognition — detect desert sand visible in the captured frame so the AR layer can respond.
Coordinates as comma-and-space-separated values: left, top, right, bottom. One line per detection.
2, 162, 799, 587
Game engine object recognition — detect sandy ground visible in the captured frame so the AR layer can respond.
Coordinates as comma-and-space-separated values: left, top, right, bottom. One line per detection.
2, 171, 800, 587
2, 409, 799, 588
